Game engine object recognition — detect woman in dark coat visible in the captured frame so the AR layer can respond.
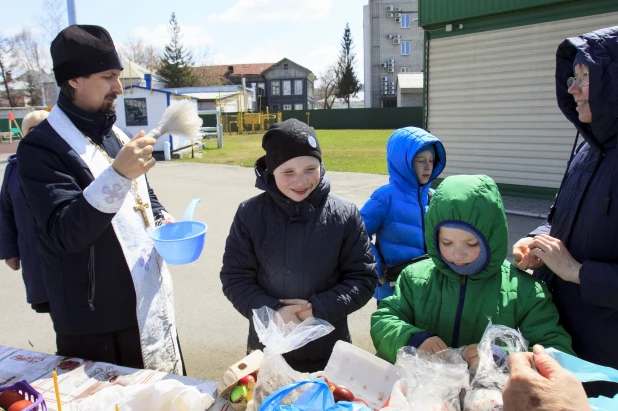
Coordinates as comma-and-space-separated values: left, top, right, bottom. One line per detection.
513, 26, 618, 398
220, 119, 378, 372
0, 110, 50, 314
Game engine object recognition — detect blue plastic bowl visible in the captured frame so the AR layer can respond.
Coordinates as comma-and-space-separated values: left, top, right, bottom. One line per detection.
151, 221, 208, 265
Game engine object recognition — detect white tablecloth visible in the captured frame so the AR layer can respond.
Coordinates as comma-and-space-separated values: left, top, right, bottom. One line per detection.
0, 345, 218, 410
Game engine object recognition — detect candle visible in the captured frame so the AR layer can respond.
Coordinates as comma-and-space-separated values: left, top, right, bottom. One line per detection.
52, 370, 63, 411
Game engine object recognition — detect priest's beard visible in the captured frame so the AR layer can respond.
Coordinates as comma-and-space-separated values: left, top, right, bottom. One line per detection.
99, 94, 117, 113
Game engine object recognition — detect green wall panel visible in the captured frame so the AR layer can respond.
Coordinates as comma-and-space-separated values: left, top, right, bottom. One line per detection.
420, 0, 618, 38
420, 0, 571, 26
281, 107, 423, 130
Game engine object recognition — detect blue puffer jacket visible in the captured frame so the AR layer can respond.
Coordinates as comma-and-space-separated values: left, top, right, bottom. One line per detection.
0, 155, 48, 304
360, 127, 446, 300
532, 26, 618, 398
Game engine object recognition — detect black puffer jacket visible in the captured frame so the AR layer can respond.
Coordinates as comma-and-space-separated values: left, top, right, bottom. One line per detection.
221, 157, 377, 372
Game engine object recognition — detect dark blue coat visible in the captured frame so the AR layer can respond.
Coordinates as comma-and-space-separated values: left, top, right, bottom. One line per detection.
220, 157, 377, 372
0, 155, 48, 304
17, 94, 167, 336
533, 26, 618, 397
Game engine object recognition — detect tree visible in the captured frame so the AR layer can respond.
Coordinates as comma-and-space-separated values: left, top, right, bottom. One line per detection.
158, 13, 199, 88
315, 66, 338, 109
0, 35, 16, 107
334, 23, 361, 109
38, 0, 67, 43
11, 29, 48, 106
119, 38, 161, 72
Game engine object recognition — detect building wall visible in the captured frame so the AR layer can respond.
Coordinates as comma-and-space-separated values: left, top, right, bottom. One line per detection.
426, 11, 618, 190
398, 90, 422, 107
364, 0, 424, 108
263, 61, 314, 112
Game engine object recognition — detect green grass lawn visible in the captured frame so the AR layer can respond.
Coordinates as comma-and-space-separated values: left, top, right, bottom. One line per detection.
179, 129, 393, 174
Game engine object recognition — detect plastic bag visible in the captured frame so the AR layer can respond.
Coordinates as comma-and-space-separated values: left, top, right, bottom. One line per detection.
545, 348, 618, 411
383, 346, 470, 411
463, 321, 528, 411
68, 379, 215, 411
259, 378, 371, 411
248, 307, 335, 410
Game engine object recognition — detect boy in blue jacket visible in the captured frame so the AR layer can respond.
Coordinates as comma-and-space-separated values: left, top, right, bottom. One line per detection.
360, 127, 446, 304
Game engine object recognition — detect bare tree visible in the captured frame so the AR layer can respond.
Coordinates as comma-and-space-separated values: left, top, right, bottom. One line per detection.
39, 0, 67, 43
0, 35, 16, 107
119, 38, 161, 72
315, 66, 338, 109
11, 29, 48, 105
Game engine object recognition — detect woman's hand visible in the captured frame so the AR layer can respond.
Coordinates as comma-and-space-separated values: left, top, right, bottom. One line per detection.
529, 235, 582, 284
512, 237, 544, 271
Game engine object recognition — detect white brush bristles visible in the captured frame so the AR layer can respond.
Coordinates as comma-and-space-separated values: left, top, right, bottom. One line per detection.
145, 100, 203, 141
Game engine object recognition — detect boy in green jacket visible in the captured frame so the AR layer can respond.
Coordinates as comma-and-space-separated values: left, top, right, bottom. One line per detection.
371, 175, 574, 365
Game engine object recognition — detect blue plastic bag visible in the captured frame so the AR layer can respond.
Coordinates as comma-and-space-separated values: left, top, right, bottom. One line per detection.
258, 378, 372, 411
546, 348, 618, 411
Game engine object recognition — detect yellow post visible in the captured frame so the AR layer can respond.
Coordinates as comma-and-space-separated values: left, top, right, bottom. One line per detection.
237, 96, 244, 134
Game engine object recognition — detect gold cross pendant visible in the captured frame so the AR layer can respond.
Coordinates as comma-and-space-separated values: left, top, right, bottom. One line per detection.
134, 195, 151, 228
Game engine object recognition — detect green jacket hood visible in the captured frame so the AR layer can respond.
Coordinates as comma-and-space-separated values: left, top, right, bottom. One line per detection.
425, 175, 508, 281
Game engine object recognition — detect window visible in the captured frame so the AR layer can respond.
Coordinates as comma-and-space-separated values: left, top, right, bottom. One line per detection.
401, 14, 410, 28
294, 103, 303, 110
283, 104, 292, 110
283, 80, 291, 95
271, 81, 280, 95
124, 98, 148, 126
283, 63, 289, 69
400, 67, 410, 73
272, 104, 281, 111
294, 79, 303, 95
401, 41, 410, 55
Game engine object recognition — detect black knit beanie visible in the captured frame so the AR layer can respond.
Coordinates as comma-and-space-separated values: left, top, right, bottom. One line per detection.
262, 118, 322, 171
51, 25, 123, 85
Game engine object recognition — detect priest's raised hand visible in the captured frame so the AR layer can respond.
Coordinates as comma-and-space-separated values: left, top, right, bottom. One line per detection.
113, 131, 157, 179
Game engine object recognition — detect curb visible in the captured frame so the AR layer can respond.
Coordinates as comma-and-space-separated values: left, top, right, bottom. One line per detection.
504, 209, 548, 220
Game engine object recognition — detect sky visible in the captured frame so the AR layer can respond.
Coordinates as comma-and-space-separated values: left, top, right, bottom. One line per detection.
3, 0, 366, 84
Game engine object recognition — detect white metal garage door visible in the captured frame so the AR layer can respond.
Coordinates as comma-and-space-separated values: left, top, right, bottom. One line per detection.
427, 13, 618, 189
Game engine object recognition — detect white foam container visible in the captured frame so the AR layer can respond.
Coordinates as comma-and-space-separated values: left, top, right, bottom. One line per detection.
323, 341, 400, 409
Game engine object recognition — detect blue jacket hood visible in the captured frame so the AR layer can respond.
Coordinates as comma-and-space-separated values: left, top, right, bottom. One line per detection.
8, 154, 17, 164
386, 127, 446, 193
556, 26, 618, 148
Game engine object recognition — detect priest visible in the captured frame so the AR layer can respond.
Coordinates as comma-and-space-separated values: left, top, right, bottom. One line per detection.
17, 24, 184, 375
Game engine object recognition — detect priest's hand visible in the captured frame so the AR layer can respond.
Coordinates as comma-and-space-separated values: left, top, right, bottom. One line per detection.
113, 131, 157, 179
4, 257, 20, 271
278, 299, 312, 324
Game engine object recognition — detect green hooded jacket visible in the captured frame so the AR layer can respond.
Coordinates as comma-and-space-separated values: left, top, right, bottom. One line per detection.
371, 175, 574, 363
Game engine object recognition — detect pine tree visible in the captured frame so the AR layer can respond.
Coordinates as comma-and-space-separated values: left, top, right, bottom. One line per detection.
158, 13, 198, 88
334, 23, 361, 109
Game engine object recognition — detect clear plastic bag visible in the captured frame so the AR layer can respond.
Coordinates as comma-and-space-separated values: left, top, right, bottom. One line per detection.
463, 321, 528, 411
248, 307, 335, 410
382, 346, 470, 411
